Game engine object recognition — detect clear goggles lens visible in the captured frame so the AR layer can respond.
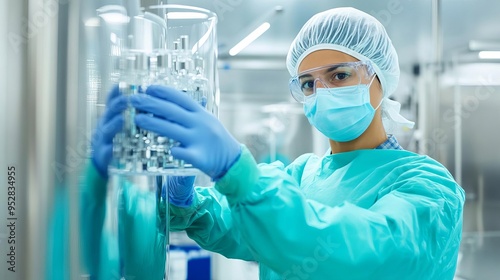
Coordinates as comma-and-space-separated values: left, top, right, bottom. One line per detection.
289, 61, 375, 103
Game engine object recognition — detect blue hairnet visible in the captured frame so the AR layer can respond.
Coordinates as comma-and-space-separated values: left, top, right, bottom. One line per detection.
286, 7, 414, 131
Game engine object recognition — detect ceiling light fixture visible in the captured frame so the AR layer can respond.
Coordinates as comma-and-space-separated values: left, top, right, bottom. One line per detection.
229, 22, 271, 56
469, 40, 500, 51
478, 51, 500, 59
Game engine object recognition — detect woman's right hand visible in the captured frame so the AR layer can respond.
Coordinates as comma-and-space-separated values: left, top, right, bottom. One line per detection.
91, 85, 128, 178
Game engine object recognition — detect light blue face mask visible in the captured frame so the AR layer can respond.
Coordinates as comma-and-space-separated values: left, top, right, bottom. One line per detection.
303, 77, 381, 142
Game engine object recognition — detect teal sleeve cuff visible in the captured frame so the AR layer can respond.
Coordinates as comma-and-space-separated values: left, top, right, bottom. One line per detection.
169, 189, 216, 232
169, 190, 202, 218
215, 145, 260, 204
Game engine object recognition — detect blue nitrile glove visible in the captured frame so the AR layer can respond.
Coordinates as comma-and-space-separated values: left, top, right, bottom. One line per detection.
166, 176, 196, 207
91, 85, 128, 178
130, 85, 241, 180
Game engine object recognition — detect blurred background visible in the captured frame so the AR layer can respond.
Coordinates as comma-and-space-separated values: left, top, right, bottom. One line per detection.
1, 0, 499, 279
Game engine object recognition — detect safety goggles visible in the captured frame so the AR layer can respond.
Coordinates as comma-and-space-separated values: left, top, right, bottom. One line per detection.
289, 61, 376, 103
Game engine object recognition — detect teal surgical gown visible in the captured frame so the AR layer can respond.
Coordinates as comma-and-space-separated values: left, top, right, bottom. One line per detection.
81, 146, 465, 280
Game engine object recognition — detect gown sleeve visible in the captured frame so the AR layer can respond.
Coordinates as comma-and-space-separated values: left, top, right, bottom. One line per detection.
168, 149, 313, 262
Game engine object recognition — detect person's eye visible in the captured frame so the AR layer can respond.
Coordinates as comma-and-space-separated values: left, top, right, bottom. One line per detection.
300, 80, 315, 94
332, 72, 351, 81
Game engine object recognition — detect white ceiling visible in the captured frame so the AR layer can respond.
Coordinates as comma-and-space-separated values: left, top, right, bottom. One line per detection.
161, 0, 500, 104
166, 0, 500, 62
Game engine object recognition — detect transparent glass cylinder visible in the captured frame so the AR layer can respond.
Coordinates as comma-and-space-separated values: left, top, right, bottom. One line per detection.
86, 4, 218, 280
108, 5, 219, 176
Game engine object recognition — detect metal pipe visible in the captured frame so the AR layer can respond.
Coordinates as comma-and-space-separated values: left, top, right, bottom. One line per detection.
477, 171, 484, 246
430, 0, 443, 160
67, 0, 82, 278
26, 0, 60, 278
432, 0, 443, 68
452, 54, 462, 185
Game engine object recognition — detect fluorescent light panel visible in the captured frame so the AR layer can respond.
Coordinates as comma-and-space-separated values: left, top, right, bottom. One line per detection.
478, 51, 500, 59
229, 22, 271, 56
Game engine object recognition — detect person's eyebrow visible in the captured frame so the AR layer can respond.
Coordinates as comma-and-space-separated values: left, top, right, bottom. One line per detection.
298, 64, 345, 80
324, 64, 344, 74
